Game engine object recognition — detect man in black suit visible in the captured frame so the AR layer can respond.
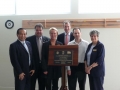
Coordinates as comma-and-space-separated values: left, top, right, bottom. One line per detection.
26, 23, 49, 90
57, 20, 74, 45
9, 28, 35, 90
57, 20, 74, 89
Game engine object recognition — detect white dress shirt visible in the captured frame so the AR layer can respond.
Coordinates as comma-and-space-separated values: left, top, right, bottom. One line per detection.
87, 45, 95, 66
67, 39, 89, 70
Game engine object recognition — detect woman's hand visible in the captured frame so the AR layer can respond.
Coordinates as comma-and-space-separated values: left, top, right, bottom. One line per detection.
85, 66, 92, 74
91, 62, 98, 67
85, 62, 98, 74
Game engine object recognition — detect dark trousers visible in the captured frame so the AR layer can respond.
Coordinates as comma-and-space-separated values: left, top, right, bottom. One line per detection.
68, 63, 86, 90
46, 78, 59, 90
88, 75, 104, 90
30, 63, 46, 90
14, 74, 30, 90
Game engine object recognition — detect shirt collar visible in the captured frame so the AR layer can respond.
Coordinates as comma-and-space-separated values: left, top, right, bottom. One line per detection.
65, 32, 70, 35
36, 36, 42, 40
73, 39, 83, 44
18, 39, 25, 44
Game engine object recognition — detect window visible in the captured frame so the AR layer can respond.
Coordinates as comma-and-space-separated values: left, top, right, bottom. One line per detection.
16, 0, 70, 15
0, 0, 70, 15
78, 0, 120, 13
0, 0, 15, 15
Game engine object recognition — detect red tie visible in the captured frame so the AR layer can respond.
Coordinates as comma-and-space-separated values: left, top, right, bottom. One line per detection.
65, 34, 68, 45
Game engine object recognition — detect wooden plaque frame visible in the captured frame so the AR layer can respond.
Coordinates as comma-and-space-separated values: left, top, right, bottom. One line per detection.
48, 45, 78, 66
48, 45, 78, 90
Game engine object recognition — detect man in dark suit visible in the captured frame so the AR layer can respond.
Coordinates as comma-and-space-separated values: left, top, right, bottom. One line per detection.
9, 28, 35, 90
26, 23, 49, 90
57, 20, 74, 45
57, 20, 74, 89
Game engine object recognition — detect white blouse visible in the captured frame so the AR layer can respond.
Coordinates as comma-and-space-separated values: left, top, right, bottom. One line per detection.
87, 45, 95, 66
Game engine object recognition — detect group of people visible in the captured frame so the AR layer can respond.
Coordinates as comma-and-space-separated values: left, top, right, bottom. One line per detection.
9, 20, 105, 90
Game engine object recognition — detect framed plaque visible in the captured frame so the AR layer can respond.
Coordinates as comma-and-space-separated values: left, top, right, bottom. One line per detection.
54, 50, 73, 64
48, 45, 78, 66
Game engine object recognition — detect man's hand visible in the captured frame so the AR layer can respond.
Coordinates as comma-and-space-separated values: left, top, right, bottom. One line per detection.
43, 71, 48, 75
19, 73, 25, 80
30, 70, 35, 76
67, 70, 71, 75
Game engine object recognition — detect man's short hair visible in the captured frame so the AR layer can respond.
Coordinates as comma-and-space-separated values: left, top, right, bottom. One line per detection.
73, 27, 81, 33
34, 23, 44, 29
63, 20, 71, 26
17, 28, 26, 35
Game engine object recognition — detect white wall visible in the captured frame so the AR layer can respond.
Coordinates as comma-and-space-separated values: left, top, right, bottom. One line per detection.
1, 0, 120, 90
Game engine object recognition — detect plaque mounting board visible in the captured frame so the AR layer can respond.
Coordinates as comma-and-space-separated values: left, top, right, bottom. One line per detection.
48, 45, 78, 66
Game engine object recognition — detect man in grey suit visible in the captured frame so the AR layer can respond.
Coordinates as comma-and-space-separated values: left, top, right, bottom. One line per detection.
9, 28, 35, 90
26, 23, 49, 90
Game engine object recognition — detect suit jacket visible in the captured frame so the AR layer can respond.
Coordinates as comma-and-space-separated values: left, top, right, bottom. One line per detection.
9, 40, 34, 77
57, 32, 74, 45
42, 41, 62, 79
26, 35, 50, 70
85, 41, 105, 77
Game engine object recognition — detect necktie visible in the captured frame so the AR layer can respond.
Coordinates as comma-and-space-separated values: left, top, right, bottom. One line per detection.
37, 37, 42, 61
23, 42, 31, 65
65, 33, 69, 45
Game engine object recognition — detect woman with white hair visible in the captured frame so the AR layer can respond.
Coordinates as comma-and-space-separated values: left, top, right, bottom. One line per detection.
84, 30, 105, 90
42, 27, 62, 90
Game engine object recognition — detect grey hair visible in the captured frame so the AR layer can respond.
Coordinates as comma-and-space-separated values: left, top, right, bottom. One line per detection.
49, 27, 58, 34
34, 23, 44, 29
89, 29, 100, 37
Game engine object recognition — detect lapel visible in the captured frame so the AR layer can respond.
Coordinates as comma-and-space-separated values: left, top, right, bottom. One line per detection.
32, 35, 39, 53
70, 32, 74, 41
26, 41, 31, 53
92, 41, 100, 50
63, 33, 65, 40
86, 41, 100, 54
42, 36, 47, 43
33, 35, 38, 47
63, 33, 65, 44
17, 40, 28, 54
